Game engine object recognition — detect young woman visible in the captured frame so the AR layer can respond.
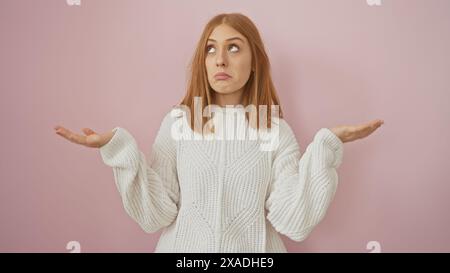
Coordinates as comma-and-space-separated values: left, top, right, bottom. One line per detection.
54, 13, 383, 252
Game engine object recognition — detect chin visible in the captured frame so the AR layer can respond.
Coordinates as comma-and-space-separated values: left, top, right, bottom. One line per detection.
212, 85, 241, 94
212, 88, 233, 94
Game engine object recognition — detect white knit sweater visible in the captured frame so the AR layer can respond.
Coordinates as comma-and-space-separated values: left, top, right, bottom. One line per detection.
99, 108, 344, 252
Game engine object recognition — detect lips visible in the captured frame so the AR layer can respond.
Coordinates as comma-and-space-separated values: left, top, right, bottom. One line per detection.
214, 72, 231, 80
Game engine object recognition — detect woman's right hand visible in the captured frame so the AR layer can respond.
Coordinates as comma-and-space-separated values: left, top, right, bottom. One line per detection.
54, 125, 115, 148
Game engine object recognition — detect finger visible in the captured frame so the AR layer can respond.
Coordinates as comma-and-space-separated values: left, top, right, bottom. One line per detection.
55, 127, 87, 145
354, 123, 372, 133
372, 120, 383, 127
54, 125, 69, 135
359, 120, 383, 132
368, 120, 384, 133
364, 120, 380, 127
361, 120, 383, 137
82, 128, 96, 136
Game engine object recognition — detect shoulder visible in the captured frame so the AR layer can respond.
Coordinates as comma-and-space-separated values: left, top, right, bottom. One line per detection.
263, 117, 299, 154
275, 117, 298, 145
157, 106, 186, 134
152, 108, 183, 154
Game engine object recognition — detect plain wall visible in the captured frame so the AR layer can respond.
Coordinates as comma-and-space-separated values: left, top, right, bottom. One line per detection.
1, 0, 449, 252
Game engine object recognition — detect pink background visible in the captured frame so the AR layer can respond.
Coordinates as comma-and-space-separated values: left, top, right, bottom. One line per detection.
1, 0, 449, 252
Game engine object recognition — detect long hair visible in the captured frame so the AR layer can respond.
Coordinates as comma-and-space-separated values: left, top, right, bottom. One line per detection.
178, 13, 283, 134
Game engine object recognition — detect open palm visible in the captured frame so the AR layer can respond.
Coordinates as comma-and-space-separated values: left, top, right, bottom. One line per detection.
330, 119, 384, 143
54, 126, 114, 148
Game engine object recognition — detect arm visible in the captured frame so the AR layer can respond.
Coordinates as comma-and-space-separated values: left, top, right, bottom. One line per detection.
99, 113, 180, 233
265, 121, 344, 242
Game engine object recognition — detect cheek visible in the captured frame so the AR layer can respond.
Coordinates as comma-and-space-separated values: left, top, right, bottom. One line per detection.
235, 55, 252, 72
234, 61, 252, 80
205, 58, 214, 76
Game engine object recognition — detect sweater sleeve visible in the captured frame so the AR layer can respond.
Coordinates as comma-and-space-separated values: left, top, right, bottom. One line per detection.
99, 112, 180, 233
265, 120, 344, 242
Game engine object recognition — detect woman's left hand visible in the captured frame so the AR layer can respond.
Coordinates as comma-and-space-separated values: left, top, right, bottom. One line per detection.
330, 119, 384, 143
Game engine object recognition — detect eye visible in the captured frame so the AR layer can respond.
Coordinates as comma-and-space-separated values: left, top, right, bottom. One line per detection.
229, 44, 239, 53
206, 45, 215, 54
206, 44, 240, 54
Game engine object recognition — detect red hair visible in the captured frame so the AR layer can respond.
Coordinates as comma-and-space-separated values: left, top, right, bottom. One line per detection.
178, 13, 283, 134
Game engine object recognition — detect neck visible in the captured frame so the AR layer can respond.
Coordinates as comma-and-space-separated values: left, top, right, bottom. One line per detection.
214, 88, 244, 107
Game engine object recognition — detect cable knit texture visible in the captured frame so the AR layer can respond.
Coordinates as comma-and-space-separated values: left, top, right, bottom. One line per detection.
99, 109, 344, 252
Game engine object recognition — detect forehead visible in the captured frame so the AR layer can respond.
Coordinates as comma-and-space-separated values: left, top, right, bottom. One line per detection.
208, 24, 247, 43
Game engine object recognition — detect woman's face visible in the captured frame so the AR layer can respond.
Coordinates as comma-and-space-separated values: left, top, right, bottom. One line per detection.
205, 24, 253, 97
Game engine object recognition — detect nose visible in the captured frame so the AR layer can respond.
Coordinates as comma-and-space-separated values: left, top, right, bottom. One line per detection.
215, 48, 227, 67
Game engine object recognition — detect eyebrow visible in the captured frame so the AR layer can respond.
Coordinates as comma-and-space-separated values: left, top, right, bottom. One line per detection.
207, 37, 245, 43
